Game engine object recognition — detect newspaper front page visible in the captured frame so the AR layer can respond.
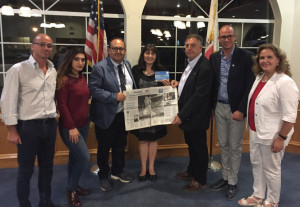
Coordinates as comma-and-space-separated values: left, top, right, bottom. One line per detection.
124, 86, 178, 131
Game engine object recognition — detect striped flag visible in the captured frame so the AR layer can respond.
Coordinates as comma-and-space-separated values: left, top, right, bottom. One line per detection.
85, 0, 108, 67
205, 0, 219, 59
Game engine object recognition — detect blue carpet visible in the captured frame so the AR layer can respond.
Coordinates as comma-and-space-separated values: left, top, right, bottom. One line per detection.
0, 153, 299, 207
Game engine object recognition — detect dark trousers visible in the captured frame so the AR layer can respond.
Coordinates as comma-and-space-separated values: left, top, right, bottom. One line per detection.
184, 130, 208, 185
16, 118, 57, 207
94, 113, 127, 180
59, 122, 90, 192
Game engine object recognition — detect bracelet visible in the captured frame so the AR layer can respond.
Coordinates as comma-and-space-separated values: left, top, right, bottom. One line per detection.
278, 133, 287, 140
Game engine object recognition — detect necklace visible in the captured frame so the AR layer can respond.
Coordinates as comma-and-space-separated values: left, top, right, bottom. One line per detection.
143, 70, 154, 76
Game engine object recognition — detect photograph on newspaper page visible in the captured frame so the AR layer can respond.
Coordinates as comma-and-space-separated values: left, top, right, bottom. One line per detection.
123, 86, 178, 131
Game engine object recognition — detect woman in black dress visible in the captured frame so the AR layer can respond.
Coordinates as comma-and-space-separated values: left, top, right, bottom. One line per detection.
132, 44, 170, 181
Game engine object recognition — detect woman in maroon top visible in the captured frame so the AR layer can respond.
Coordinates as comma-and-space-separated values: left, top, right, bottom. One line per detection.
56, 47, 90, 207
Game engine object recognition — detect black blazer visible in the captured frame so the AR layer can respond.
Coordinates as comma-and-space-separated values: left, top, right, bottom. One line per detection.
209, 47, 255, 116
178, 54, 214, 132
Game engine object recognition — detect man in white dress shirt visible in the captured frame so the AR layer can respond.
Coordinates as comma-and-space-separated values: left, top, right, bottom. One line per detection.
0, 34, 57, 207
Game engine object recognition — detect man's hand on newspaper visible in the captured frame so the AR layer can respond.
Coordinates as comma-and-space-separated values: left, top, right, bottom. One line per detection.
170, 80, 179, 88
171, 115, 182, 125
117, 92, 126, 102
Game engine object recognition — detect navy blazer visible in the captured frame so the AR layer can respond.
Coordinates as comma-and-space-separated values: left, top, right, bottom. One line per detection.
178, 54, 214, 132
210, 47, 255, 116
89, 57, 136, 129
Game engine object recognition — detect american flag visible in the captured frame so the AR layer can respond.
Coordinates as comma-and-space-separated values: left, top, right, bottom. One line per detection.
85, 0, 108, 67
205, 0, 219, 59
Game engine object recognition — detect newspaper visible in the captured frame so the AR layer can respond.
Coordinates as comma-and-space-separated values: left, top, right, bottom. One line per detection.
124, 86, 178, 131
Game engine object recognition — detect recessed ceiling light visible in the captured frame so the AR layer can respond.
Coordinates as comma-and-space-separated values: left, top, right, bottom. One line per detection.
255, 9, 259, 12
177, 3, 180, 8
32, 27, 38, 32
1, 5, 14, 16
232, 15, 235, 18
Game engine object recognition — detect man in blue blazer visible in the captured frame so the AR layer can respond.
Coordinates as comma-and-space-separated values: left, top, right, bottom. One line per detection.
171, 34, 214, 192
209, 25, 255, 199
89, 38, 136, 192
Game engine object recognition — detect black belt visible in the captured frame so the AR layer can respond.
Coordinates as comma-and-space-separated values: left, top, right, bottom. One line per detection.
218, 100, 229, 104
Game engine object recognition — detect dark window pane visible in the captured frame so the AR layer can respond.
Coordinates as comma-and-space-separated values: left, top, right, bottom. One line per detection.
243, 23, 274, 47
104, 19, 124, 41
218, 0, 274, 19
156, 48, 176, 73
0, 0, 42, 8
46, 0, 123, 13
4, 44, 31, 71
46, 16, 86, 44
143, 0, 273, 19
143, 0, 208, 17
2, 16, 43, 41
142, 20, 176, 46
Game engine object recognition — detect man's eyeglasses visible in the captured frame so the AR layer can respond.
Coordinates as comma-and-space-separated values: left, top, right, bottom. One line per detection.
73, 57, 86, 62
219, 35, 235, 40
33, 42, 53, 48
109, 47, 125, 52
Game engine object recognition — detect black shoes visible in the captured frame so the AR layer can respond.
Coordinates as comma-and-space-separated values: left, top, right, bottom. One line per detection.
111, 172, 134, 183
138, 170, 157, 182
149, 174, 157, 181
210, 178, 228, 191
210, 178, 237, 199
138, 174, 147, 182
226, 184, 237, 200
100, 179, 112, 192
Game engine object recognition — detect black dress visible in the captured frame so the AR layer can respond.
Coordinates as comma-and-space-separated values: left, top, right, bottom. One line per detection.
131, 65, 167, 141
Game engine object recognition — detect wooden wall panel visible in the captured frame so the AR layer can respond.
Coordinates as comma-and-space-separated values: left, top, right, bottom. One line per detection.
1, 105, 300, 169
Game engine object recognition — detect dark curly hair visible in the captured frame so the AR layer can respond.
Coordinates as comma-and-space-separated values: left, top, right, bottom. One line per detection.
253, 44, 291, 77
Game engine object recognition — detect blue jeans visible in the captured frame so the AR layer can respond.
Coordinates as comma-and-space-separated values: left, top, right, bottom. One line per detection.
17, 118, 57, 207
59, 122, 90, 192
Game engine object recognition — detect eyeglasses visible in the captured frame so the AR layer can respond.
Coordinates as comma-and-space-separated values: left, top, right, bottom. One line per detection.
73, 57, 86, 62
219, 35, 235, 40
32, 42, 53, 48
109, 47, 125, 52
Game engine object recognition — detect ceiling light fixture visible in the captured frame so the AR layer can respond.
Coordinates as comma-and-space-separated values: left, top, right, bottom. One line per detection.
55, 23, 65, 28
19, 6, 31, 17
40, 22, 65, 29
32, 27, 38, 32
197, 16, 205, 29
173, 15, 186, 29
31, 9, 42, 17
186, 15, 191, 28
177, 3, 180, 8
1, 5, 14, 16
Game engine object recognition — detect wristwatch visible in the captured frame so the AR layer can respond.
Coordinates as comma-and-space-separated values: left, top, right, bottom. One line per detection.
278, 133, 287, 140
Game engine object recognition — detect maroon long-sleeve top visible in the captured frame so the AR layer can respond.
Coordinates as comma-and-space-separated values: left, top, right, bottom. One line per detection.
56, 74, 90, 129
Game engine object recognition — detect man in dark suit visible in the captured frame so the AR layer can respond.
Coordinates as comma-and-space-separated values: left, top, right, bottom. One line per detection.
89, 38, 136, 192
171, 34, 214, 192
209, 25, 255, 199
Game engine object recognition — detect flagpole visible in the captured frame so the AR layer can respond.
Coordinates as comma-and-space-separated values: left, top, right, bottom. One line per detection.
205, 0, 222, 172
